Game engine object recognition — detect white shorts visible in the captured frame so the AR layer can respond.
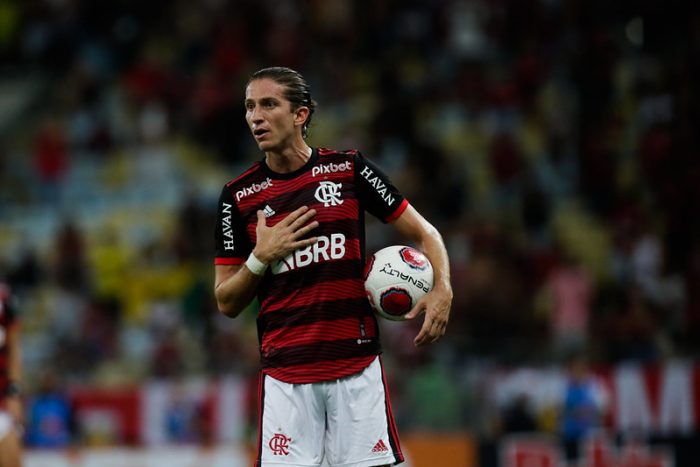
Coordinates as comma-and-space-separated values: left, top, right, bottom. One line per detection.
256, 356, 403, 467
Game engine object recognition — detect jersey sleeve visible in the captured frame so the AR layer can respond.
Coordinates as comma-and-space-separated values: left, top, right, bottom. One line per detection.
354, 153, 409, 223
214, 185, 252, 265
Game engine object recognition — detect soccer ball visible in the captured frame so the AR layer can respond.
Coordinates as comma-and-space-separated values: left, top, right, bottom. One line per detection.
364, 245, 434, 321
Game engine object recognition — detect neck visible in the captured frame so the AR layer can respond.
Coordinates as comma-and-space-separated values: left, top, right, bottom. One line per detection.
265, 142, 312, 173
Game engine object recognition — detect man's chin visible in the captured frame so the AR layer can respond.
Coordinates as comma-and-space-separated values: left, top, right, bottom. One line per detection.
257, 141, 275, 151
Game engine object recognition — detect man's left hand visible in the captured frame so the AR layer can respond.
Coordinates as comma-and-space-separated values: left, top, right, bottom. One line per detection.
405, 285, 452, 346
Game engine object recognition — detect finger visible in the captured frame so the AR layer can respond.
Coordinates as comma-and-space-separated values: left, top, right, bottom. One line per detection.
414, 314, 446, 346
414, 332, 429, 347
290, 208, 317, 230
426, 319, 442, 341
292, 236, 318, 249
428, 321, 444, 344
256, 210, 266, 227
292, 221, 319, 238
413, 321, 432, 346
404, 300, 426, 320
281, 206, 311, 226
430, 317, 446, 338
404, 305, 422, 320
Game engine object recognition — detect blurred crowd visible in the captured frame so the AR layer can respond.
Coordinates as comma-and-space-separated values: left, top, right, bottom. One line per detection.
0, 0, 699, 445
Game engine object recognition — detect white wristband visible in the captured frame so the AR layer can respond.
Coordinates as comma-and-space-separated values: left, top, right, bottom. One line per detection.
245, 253, 268, 276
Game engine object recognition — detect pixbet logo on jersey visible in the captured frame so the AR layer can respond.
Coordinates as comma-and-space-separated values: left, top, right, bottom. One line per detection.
236, 177, 273, 202
311, 160, 351, 177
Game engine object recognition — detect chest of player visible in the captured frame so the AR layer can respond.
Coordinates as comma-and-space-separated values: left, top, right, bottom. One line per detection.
238, 168, 360, 238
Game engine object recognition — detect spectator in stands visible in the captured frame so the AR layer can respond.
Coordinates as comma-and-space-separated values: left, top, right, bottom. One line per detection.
33, 118, 68, 205
559, 352, 608, 460
53, 220, 88, 293
538, 250, 593, 358
25, 369, 75, 449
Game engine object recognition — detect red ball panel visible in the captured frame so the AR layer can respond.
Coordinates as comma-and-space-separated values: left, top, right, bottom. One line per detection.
379, 287, 412, 316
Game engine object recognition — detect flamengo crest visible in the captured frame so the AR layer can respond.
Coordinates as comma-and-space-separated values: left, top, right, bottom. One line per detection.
315, 181, 344, 207
269, 433, 291, 456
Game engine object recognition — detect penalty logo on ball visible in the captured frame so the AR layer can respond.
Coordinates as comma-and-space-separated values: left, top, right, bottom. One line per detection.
364, 245, 434, 321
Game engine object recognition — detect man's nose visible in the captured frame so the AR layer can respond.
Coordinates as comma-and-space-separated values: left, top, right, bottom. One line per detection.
250, 106, 263, 123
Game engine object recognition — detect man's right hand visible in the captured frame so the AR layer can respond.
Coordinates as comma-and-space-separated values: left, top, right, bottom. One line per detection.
253, 205, 319, 264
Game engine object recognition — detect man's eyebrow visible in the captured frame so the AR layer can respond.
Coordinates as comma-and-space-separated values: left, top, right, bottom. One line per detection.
244, 97, 280, 105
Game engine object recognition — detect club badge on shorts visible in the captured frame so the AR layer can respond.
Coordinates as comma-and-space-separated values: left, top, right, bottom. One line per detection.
269, 432, 292, 456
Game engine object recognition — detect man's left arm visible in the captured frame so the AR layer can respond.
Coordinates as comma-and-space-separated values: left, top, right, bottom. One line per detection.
391, 204, 453, 346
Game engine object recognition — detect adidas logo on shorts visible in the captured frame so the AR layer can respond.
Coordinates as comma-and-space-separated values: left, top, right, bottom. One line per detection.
372, 439, 389, 453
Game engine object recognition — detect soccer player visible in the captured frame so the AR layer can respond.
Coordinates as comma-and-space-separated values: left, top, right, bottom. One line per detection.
0, 283, 23, 467
214, 67, 452, 467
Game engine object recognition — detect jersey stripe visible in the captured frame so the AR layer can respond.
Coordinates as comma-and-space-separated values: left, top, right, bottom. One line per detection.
259, 297, 372, 331
245, 201, 362, 239
260, 278, 363, 313
265, 258, 362, 286
261, 339, 380, 369
310, 199, 361, 221
238, 186, 358, 220
262, 317, 376, 348
311, 218, 362, 237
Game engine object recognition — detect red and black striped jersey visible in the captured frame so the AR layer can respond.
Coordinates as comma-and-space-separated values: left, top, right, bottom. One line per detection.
0, 284, 17, 398
214, 148, 409, 383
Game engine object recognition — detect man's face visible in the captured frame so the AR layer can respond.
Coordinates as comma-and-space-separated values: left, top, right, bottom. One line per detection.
245, 78, 299, 152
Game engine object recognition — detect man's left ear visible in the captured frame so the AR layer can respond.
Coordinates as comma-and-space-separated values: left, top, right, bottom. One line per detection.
295, 106, 310, 126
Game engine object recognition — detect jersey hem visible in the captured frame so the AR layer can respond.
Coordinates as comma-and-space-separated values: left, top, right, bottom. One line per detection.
214, 257, 245, 265
261, 354, 379, 384
385, 199, 409, 223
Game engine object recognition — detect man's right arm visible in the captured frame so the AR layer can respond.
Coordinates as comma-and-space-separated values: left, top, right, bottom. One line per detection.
214, 206, 319, 318
214, 264, 264, 318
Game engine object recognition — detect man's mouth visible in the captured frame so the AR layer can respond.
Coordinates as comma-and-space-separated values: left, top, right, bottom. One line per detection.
254, 128, 268, 137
